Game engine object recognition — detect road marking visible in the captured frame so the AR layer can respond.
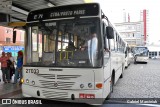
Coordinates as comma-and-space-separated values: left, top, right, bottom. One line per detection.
139, 104, 160, 107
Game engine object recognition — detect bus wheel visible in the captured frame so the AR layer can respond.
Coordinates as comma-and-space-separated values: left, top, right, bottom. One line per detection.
110, 76, 114, 93
106, 76, 114, 99
125, 65, 128, 69
120, 72, 123, 78
120, 64, 124, 78
134, 60, 137, 64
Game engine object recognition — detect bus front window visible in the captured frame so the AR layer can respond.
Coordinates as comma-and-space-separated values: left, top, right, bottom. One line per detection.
26, 19, 102, 67
133, 47, 148, 56
56, 19, 101, 67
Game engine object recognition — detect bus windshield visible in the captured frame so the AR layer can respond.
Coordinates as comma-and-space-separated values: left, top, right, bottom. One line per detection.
25, 18, 102, 68
133, 47, 148, 56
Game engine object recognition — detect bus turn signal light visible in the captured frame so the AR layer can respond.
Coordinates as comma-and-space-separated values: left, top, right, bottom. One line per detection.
96, 83, 103, 89
20, 78, 24, 84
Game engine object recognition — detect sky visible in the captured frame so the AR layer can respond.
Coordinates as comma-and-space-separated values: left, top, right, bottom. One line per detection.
93, 0, 160, 43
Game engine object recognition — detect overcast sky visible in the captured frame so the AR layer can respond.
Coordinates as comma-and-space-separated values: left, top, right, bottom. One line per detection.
93, 0, 160, 43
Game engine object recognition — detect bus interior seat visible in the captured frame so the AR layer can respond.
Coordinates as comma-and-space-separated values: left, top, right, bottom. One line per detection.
56, 51, 65, 61
72, 50, 89, 60
42, 52, 54, 63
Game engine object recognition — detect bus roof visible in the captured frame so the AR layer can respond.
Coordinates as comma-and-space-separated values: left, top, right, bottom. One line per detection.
27, 3, 100, 22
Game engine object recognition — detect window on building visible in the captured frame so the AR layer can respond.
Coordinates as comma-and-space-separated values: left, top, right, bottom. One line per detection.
6, 38, 11, 43
155, 52, 157, 56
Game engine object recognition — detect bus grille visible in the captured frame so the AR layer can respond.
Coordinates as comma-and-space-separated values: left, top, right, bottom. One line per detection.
37, 74, 55, 79
42, 90, 68, 100
39, 80, 75, 89
57, 75, 81, 80
37, 74, 81, 80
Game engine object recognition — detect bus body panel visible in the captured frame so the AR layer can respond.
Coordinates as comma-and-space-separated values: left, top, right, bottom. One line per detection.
124, 53, 131, 68
111, 52, 124, 84
124, 43, 131, 68
103, 59, 111, 98
124, 57, 128, 67
136, 56, 148, 62
22, 67, 105, 104
133, 46, 149, 63
23, 67, 97, 90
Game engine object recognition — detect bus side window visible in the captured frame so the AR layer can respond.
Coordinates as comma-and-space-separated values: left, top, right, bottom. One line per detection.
103, 22, 107, 50
103, 32, 110, 64
114, 31, 117, 51
110, 30, 115, 51
104, 37, 109, 51
125, 49, 127, 58
110, 39, 114, 51
116, 33, 118, 51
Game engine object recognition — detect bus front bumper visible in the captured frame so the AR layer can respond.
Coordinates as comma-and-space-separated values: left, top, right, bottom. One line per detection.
22, 84, 104, 105
136, 57, 148, 62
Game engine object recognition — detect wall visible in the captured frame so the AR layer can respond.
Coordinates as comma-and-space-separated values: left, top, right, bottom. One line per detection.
0, 26, 24, 44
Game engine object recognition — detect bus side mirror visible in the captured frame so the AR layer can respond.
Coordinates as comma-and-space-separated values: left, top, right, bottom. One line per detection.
106, 26, 114, 39
13, 31, 16, 43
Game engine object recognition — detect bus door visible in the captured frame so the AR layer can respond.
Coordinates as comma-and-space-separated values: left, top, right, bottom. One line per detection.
104, 35, 111, 76
31, 26, 43, 63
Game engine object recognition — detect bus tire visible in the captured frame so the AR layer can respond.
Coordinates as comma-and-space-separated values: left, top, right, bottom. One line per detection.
120, 73, 123, 78
110, 75, 114, 93
106, 75, 114, 99
106, 91, 111, 99
125, 65, 128, 69
120, 64, 124, 78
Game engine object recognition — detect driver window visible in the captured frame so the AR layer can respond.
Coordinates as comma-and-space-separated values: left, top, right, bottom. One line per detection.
32, 27, 38, 52
32, 27, 39, 62
43, 32, 56, 63
31, 27, 43, 62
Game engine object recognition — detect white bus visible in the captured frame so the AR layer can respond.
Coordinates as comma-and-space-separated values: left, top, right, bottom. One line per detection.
19, 3, 126, 105
124, 42, 131, 68
133, 46, 149, 64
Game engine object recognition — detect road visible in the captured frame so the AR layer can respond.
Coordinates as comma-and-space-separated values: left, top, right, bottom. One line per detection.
110, 59, 160, 98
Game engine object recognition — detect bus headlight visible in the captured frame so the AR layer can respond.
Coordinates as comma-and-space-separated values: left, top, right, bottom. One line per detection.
88, 83, 92, 88
32, 81, 35, 85
80, 84, 84, 88
26, 79, 29, 83
20, 78, 24, 84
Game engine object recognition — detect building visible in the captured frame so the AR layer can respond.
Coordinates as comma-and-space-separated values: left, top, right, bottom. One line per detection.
115, 21, 144, 47
140, 10, 149, 45
147, 41, 160, 58
148, 46, 160, 58
114, 9, 149, 47
0, 26, 24, 45
0, 26, 25, 57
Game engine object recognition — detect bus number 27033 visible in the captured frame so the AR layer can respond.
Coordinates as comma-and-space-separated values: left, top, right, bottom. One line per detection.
26, 69, 39, 74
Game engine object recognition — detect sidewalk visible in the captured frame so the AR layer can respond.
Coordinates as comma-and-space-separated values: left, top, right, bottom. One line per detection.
0, 69, 22, 98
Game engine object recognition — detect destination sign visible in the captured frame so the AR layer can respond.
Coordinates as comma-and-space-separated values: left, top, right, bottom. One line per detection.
27, 3, 99, 22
